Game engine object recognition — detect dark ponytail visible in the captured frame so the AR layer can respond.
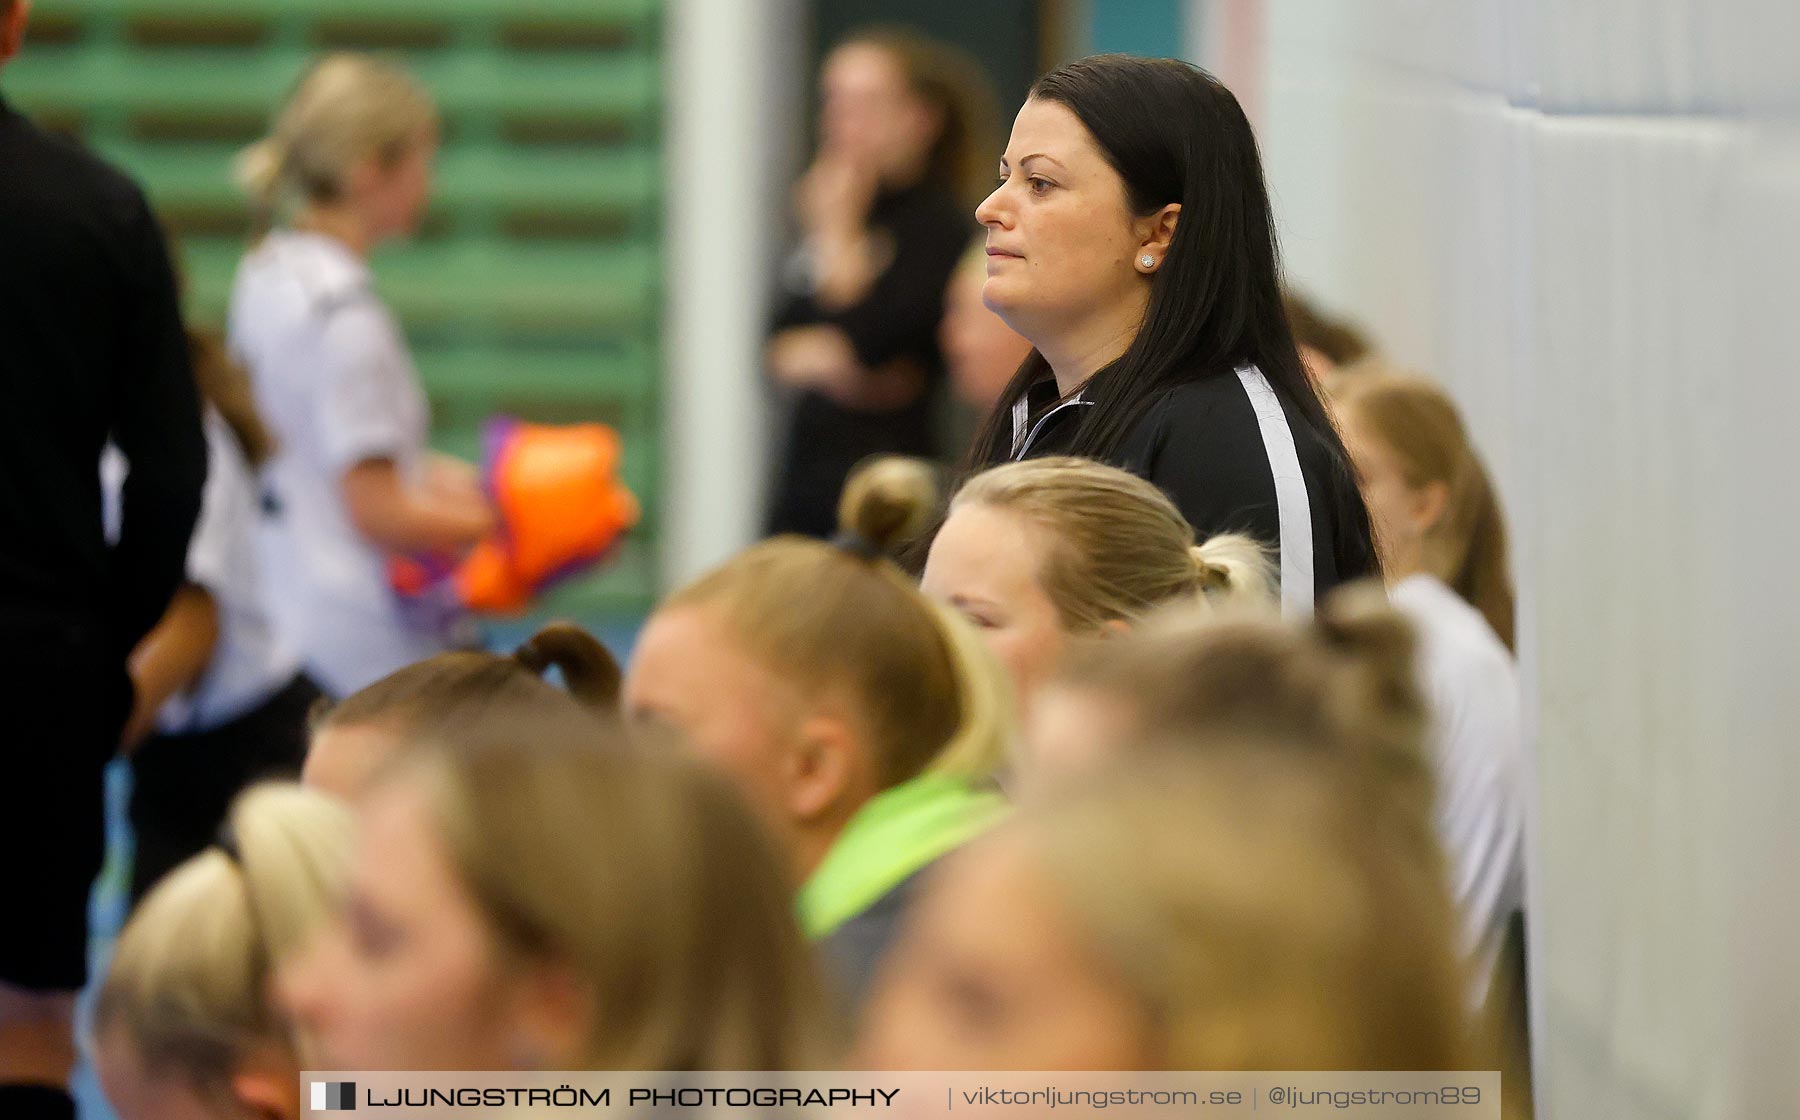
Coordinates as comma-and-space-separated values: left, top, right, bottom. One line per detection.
512, 622, 622, 711
313, 622, 622, 735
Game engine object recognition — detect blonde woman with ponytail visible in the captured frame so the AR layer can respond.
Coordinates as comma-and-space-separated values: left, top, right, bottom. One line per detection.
93, 784, 351, 1120
229, 53, 494, 698
920, 455, 1273, 715
1332, 373, 1526, 1027
624, 458, 1013, 1013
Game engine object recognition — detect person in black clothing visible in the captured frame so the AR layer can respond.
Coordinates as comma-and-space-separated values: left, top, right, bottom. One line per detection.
765, 29, 994, 537
0, 4, 207, 1114
968, 55, 1378, 611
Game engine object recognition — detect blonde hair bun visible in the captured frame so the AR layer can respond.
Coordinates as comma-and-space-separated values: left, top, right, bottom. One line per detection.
837, 456, 940, 556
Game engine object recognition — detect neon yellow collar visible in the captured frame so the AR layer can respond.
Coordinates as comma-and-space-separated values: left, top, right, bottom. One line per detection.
798, 773, 1009, 939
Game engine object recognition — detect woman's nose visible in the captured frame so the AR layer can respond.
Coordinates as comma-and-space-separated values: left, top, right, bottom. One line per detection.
975, 183, 1009, 228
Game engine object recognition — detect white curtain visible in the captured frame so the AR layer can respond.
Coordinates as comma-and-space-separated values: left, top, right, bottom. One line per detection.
1199, 2, 1800, 1116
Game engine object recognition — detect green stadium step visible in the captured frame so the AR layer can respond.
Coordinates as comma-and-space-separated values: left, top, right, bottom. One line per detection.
96, 141, 661, 232
7, 47, 659, 127
31, 0, 657, 26
178, 238, 660, 332
416, 343, 656, 405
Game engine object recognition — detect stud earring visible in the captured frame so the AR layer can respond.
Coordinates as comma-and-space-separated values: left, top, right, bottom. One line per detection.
1140, 254, 1156, 269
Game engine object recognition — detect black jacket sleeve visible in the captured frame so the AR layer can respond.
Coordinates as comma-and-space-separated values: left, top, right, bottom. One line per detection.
1126, 389, 1285, 550
106, 198, 206, 653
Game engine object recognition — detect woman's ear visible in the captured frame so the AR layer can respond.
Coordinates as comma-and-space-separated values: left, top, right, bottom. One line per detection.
231, 1044, 300, 1120
1413, 479, 1452, 536
505, 961, 594, 1072
1136, 202, 1182, 260
784, 715, 865, 823
1100, 617, 1132, 637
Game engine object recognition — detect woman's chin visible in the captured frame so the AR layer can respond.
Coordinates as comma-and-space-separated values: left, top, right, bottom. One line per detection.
979, 279, 1021, 318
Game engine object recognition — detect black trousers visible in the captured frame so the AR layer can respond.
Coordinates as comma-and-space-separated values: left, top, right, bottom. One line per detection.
127, 673, 320, 907
0, 638, 132, 991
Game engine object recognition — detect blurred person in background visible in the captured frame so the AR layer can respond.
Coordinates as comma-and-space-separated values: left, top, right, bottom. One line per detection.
940, 241, 1032, 415
1284, 287, 1373, 382
301, 621, 618, 799
1332, 372, 1527, 1047
281, 707, 835, 1071
626, 459, 1012, 1013
1024, 586, 1445, 893
119, 327, 323, 908
858, 749, 1474, 1072
766, 29, 995, 537
94, 784, 351, 1120
968, 55, 1377, 612
0, 2, 207, 1115
921, 456, 1272, 715
230, 54, 494, 699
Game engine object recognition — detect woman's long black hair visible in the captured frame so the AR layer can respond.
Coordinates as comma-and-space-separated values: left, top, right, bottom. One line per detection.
969, 56, 1366, 529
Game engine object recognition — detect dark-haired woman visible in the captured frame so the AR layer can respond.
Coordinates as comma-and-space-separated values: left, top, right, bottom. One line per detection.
766, 30, 994, 538
971, 55, 1377, 611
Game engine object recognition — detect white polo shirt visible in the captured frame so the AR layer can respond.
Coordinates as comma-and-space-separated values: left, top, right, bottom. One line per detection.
1391, 572, 1526, 1008
228, 229, 459, 697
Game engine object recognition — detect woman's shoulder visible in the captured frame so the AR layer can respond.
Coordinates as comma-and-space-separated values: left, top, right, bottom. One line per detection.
1120, 371, 1268, 455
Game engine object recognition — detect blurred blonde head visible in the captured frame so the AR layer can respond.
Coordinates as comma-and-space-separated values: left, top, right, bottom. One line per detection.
923, 456, 1273, 708
283, 705, 836, 1071
237, 52, 437, 217
94, 784, 352, 1118
955, 457, 1273, 631
655, 457, 1012, 789
415, 717, 835, 1069
860, 749, 1473, 1071
1035, 585, 1440, 865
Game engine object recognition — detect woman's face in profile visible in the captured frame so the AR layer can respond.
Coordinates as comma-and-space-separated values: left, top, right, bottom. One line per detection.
279, 776, 530, 1072
975, 98, 1145, 341
857, 831, 1157, 1071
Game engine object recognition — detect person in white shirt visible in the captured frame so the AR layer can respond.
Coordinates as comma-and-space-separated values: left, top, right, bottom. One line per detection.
1333, 370, 1526, 1016
113, 329, 323, 906
228, 53, 493, 698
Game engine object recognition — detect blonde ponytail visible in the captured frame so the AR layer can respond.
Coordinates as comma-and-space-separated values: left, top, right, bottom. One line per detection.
1191, 532, 1276, 606
238, 52, 437, 217
95, 784, 351, 1086
233, 136, 288, 213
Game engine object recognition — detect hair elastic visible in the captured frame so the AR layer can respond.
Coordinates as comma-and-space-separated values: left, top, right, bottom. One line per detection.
829, 529, 884, 562
214, 818, 244, 866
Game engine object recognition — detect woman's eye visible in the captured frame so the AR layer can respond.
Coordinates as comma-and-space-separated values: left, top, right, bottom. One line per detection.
1027, 177, 1052, 195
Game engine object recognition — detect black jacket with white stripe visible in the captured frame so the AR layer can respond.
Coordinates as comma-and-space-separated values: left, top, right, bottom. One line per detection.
989, 368, 1378, 607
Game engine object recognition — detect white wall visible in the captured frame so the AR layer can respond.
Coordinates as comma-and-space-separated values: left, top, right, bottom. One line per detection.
1198, 2, 1799, 1117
